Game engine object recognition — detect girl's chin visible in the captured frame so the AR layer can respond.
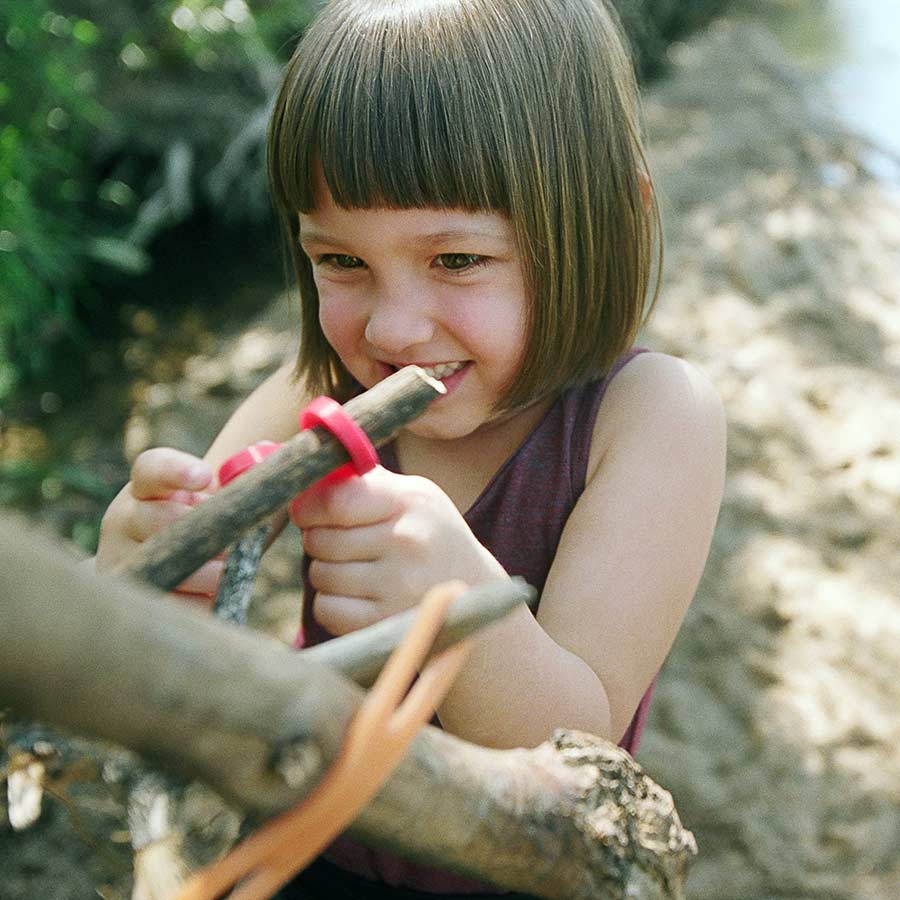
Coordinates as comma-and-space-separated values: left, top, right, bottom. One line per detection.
404, 419, 483, 442
403, 404, 500, 442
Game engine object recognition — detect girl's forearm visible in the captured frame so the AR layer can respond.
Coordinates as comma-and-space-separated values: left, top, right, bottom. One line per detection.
204, 361, 305, 472
436, 602, 613, 750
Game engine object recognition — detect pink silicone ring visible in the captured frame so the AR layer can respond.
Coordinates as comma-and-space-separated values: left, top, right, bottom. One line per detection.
300, 396, 378, 484
217, 440, 283, 487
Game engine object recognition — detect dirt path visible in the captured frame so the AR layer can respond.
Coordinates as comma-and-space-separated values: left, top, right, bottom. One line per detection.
637, 22, 900, 900
3, 18, 899, 900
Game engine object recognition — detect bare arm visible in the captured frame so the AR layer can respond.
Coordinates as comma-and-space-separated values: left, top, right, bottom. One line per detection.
204, 360, 306, 473
436, 353, 727, 748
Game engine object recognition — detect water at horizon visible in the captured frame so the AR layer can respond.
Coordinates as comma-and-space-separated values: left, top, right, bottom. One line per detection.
735, 0, 900, 185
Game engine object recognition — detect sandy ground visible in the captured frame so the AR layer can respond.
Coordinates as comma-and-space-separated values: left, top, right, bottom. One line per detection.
636, 22, 900, 900
3, 18, 899, 900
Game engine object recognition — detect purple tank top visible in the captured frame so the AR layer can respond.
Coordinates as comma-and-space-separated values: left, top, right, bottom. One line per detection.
297, 348, 655, 893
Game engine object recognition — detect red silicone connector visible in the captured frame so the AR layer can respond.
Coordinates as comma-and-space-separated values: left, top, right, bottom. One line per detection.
299, 396, 378, 485
217, 440, 283, 487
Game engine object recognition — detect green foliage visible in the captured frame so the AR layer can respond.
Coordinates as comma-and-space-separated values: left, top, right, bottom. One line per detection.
1, 5, 101, 399
0, 455, 116, 551
0, 0, 316, 403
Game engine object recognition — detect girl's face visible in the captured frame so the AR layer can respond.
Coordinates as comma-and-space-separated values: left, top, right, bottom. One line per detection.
298, 183, 529, 441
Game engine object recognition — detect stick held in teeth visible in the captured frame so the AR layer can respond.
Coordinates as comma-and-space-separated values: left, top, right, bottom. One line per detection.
117, 366, 444, 592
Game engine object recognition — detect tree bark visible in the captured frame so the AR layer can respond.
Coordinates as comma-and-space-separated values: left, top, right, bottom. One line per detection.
0, 518, 696, 899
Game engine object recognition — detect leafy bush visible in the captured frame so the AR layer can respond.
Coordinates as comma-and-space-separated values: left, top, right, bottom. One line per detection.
1, 5, 101, 399
0, 0, 315, 403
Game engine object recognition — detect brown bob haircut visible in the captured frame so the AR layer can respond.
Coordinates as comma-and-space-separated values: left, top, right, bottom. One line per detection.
268, 0, 661, 412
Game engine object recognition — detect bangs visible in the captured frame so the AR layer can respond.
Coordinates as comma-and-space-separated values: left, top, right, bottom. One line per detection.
269, 2, 511, 214
269, 0, 661, 411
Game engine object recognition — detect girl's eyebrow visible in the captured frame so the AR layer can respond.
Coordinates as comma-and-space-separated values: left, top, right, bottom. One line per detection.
297, 227, 346, 247
297, 226, 513, 248
413, 229, 511, 247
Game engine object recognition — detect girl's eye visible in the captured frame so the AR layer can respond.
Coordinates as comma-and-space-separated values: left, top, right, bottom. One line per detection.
320, 254, 365, 270
436, 253, 486, 272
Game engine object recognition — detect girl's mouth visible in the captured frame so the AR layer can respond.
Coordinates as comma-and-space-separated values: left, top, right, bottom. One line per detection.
382, 360, 471, 393
417, 361, 468, 380
383, 360, 468, 379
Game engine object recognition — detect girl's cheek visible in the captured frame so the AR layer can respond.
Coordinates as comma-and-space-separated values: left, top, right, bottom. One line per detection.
318, 293, 359, 346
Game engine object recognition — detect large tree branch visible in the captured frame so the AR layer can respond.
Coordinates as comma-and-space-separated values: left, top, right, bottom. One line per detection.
0, 519, 696, 899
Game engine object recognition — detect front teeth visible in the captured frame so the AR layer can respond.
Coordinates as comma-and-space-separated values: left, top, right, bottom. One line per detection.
419, 361, 467, 380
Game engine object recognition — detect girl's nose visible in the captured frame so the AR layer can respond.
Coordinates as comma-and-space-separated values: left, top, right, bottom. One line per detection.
363, 292, 435, 356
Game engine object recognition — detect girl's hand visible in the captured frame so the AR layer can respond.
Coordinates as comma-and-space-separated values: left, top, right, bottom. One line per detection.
291, 466, 508, 635
96, 448, 224, 600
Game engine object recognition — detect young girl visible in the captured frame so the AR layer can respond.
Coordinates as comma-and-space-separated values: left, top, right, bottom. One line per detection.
97, 0, 726, 894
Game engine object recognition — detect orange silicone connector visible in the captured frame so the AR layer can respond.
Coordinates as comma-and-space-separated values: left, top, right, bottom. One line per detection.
175, 580, 472, 900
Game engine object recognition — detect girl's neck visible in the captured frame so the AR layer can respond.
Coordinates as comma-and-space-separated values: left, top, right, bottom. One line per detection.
394, 397, 553, 513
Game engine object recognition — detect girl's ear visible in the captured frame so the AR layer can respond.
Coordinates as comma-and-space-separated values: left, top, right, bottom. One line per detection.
639, 170, 653, 212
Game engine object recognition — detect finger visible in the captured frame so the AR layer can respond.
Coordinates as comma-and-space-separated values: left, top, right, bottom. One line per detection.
290, 466, 398, 529
312, 594, 381, 636
131, 448, 213, 500
308, 559, 376, 599
176, 558, 225, 598
301, 521, 393, 562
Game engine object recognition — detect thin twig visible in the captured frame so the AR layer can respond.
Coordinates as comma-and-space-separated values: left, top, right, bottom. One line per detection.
302, 578, 537, 687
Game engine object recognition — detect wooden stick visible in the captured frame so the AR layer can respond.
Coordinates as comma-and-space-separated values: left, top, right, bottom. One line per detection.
116, 366, 444, 591
213, 523, 273, 625
302, 578, 537, 687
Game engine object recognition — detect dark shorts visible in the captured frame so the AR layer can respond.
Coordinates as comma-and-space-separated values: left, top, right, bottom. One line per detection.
277, 857, 536, 900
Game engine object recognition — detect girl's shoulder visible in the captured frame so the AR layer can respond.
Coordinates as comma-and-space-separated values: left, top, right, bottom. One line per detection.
587, 351, 725, 482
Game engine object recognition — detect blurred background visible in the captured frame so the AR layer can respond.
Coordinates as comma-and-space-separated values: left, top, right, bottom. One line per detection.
1, 1, 899, 898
